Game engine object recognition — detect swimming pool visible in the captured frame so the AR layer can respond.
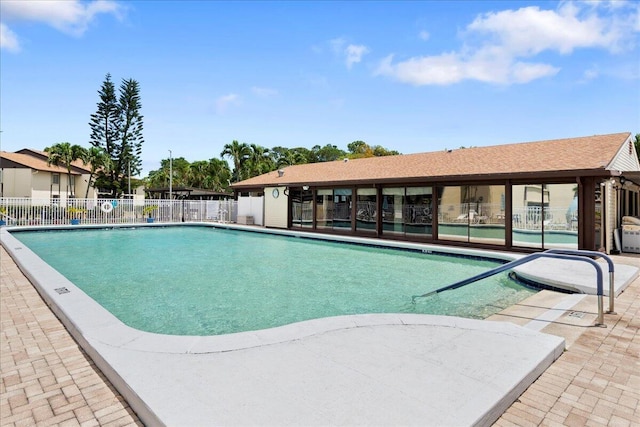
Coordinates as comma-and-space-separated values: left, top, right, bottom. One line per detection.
11, 225, 536, 335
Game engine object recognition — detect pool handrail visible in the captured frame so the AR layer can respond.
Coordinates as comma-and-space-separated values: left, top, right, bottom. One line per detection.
412, 251, 607, 327
544, 249, 615, 314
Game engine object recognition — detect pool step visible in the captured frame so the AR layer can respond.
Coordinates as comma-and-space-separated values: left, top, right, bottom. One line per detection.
523, 293, 587, 331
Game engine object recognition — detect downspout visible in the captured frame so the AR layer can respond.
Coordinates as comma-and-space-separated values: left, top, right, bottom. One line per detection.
600, 181, 606, 252
608, 179, 617, 254
601, 180, 617, 255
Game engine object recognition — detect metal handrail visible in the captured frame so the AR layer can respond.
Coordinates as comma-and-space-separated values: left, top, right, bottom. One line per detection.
412, 251, 607, 327
544, 249, 615, 314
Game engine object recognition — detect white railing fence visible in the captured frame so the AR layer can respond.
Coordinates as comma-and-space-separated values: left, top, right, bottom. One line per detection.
0, 198, 237, 226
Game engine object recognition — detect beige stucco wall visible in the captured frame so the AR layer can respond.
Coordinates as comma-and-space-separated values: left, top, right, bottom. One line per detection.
31, 171, 55, 199
1, 169, 32, 197
264, 186, 288, 228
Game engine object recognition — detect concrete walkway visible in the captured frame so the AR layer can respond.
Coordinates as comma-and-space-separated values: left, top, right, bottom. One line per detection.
1, 243, 639, 426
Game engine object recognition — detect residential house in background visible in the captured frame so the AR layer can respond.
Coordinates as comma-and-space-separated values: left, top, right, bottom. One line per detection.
0, 149, 97, 200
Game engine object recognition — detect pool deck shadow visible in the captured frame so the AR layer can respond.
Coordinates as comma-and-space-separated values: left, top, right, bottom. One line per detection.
2, 225, 639, 426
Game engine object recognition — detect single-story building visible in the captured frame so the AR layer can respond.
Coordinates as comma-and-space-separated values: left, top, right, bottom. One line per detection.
231, 132, 640, 254
145, 186, 233, 200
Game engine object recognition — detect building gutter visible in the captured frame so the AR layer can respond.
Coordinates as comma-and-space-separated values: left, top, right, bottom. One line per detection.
231, 168, 614, 190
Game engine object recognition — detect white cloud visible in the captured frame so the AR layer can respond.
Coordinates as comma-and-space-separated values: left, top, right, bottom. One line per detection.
251, 87, 278, 97
418, 30, 430, 41
0, 0, 123, 51
0, 22, 19, 52
376, 1, 639, 86
467, 3, 623, 55
376, 50, 559, 86
345, 44, 369, 69
215, 94, 240, 114
329, 37, 370, 69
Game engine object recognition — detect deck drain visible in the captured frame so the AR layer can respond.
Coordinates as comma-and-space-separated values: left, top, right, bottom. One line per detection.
567, 311, 585, 318
54, 287, 70, 295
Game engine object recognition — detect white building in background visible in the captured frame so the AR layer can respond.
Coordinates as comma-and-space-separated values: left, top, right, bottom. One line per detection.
0, 149, 97, 200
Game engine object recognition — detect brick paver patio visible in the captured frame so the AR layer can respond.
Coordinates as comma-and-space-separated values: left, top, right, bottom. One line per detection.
1, 247, 141, 426
495, 256, 640, 427
1, 244, 638, 426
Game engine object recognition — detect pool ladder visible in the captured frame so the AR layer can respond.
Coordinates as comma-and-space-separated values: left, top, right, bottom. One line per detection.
412, 249, 615, 327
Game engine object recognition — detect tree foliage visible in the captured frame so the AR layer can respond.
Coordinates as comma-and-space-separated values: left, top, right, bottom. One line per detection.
146, 157, 232, 193
89, 73, 144, 197
220, 140, 251, 182
205, 140, 399, 186
82, 147, 111, 198
347, 140, 400, 159
44, 142, 87, 197
310, 144, 347, 162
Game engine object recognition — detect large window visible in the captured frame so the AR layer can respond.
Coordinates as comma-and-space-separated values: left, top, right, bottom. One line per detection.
438, 185, 505, 245
405, 187, 432, 237
291, 188, 313, 228
382, 188, 404, 236
356, 188, 377, 234
315, 189, 333, 230
381, 187, 432, 238
512, 183, 577, 249
333, 189, 352, 231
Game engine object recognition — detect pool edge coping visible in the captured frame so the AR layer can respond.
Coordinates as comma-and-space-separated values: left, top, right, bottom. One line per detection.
1, 224, 568, 427
1, 223, 527, 355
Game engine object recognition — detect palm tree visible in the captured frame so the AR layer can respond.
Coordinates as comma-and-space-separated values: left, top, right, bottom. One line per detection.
188, 161, 209, 189
146, 167, 170, 189
206, 158, 232, 192
244, 144, 274, 178
45, 142, 87, 198
276, 148, 307, 168
82, 147, 111, 198
220, 140, 250, 182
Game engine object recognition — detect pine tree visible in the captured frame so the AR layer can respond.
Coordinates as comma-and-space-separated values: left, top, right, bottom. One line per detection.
115, 78, 144, 195
89, 74, 144, 197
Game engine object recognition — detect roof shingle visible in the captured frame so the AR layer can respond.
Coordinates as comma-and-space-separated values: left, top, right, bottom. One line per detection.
0, 151, 83, 174
232, 132, 632, 188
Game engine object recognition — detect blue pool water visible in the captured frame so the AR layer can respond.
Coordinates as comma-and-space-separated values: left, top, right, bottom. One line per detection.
13, 226, 537, 335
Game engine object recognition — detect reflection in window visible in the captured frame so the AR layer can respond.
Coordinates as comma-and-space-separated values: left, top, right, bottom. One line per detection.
512, 184, 542, 248
381, 187, 432, 238
333, 188, 352, 230
438, 185, 505, 245
405, 187, 432, 237
512, 183, 577, 249
316, 189, 333, 230
543, 184, 578, 249
291, 188, 313, 228
356, 188, 377, 234
469, 185, 505, 245
382, 188, 404, 236
438, 186, 467, 243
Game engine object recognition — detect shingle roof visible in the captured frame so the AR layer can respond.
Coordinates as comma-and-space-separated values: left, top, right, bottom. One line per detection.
15, 148, 93, 173
232, 132, 633, 188
0, 151, 83, 175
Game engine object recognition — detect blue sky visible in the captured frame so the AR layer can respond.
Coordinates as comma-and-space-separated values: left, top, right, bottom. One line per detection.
1, 0, 639, 175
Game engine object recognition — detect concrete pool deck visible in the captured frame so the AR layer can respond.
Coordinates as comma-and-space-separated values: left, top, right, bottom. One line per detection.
1, 225, 639, 426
